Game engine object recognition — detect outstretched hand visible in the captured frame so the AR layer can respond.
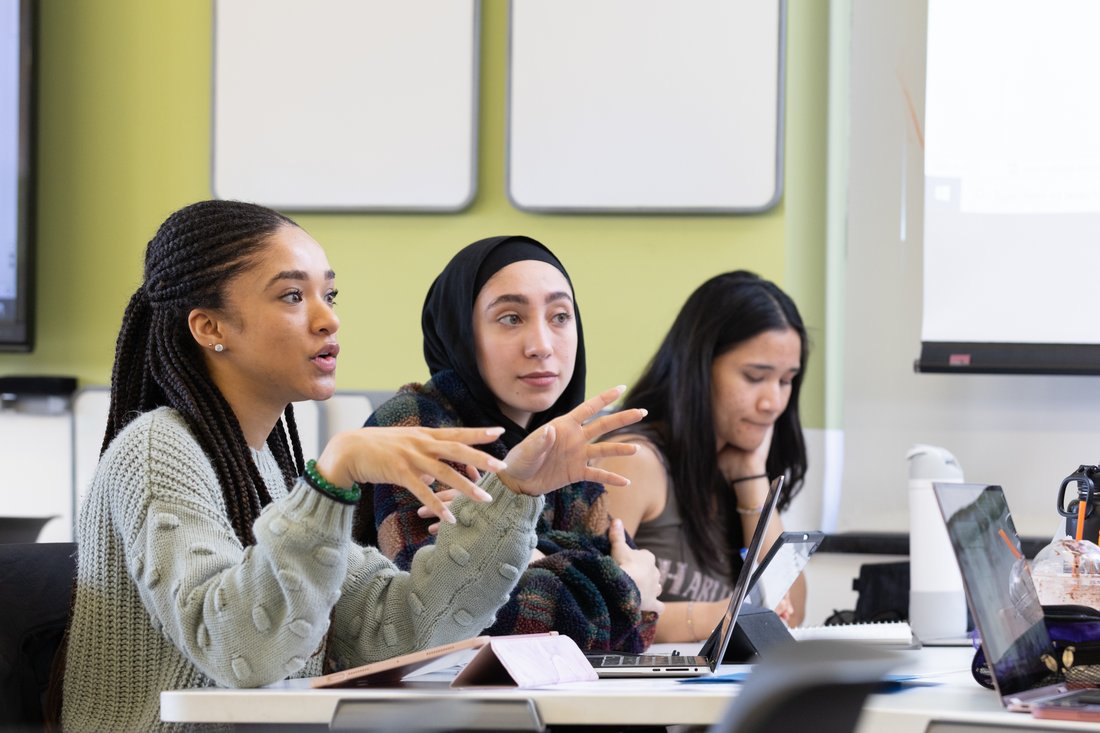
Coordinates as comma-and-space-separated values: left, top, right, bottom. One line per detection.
497, 385, 647, 496
315, 426, 506, 525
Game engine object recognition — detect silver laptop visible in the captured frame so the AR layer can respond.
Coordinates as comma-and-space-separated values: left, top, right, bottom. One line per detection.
584, 475, 784, 677
934, 482, 1100, 721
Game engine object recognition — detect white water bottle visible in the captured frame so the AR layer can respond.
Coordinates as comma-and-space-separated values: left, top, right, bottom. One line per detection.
907, 444, 968, 642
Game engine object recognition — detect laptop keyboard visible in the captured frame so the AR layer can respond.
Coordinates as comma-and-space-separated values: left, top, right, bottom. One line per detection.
590, 654, 699, 667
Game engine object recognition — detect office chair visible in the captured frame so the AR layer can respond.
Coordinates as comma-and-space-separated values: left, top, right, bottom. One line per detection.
0, 542, 76, 731
707, 639, 901, 733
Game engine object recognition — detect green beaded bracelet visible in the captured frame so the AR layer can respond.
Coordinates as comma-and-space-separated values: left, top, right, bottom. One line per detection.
304, 459, 362, 505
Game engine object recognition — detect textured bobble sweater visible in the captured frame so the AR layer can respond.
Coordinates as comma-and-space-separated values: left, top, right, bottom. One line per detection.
355, 371, 658, 654
60, 407, 542, 733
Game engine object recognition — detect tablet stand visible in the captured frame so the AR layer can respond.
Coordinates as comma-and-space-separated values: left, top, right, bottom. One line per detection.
700, 603, 794, 663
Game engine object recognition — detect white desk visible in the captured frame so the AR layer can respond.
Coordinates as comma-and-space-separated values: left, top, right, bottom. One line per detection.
160, 647, 1099, 731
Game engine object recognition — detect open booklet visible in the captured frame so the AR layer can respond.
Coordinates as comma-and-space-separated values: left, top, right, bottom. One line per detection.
309, 632, 597, 689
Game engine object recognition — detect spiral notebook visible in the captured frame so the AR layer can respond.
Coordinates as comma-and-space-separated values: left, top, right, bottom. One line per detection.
791, 620, 916, 647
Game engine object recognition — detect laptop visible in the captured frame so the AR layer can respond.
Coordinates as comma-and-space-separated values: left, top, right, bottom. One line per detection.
933, 482, 1100, 722
584, 475, 785, 677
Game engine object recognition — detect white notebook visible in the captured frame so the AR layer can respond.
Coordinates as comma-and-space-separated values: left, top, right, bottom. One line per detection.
790, 621, 916, 648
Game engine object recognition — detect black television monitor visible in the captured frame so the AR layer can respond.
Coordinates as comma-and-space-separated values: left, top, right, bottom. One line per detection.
0, 0, 33, 351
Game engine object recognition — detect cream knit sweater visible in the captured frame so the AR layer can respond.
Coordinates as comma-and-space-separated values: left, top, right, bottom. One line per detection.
60, 407, 542, 733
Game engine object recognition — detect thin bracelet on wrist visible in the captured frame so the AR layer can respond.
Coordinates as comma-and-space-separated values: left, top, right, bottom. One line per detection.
729, 472, 768, 486
304, 458, 362, 505
731, 473, 768, 515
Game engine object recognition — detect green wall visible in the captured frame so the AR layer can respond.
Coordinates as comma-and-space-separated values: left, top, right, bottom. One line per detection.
2, 0, 829, 429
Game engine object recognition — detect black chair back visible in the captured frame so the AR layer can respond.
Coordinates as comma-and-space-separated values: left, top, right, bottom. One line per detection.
0, 542, 76, 730
708, 639, 901, 733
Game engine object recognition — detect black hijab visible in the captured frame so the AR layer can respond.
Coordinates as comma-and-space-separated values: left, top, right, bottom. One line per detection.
422, 235, 587, 448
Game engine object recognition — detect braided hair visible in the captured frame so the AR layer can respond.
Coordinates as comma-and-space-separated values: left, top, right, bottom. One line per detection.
104, 199, 307, 545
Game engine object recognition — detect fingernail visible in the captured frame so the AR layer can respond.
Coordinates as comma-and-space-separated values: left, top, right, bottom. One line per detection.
638, 408, 648, 417
487, 427, 505, 435
489, 457, 508, 471
476, 487, 494, 502
615, 384, 627, 393
442, 508, 457, 525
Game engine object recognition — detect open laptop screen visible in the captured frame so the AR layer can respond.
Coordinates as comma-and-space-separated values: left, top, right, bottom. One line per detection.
934, 482, 1051, 698
707, 474, 786, 668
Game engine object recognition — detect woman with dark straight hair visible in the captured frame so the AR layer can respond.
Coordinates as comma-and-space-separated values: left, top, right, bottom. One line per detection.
594, 270, 809, 643
56, 201, 643, 733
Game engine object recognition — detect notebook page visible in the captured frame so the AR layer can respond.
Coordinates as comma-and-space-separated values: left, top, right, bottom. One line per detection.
790, 621, 916, 647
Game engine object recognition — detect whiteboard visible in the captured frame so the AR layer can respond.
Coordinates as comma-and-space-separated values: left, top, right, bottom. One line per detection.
213, 0, 479, 211
506, 0, 786, 213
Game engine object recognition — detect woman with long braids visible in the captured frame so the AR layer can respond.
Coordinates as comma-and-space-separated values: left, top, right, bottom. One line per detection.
355, 236, 663, 654
56, 201, 643, 732
592, 271, 809, 643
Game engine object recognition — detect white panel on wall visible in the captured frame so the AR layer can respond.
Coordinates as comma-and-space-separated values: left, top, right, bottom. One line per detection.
0, 405, 72, 541
72, 387, 109, 515
318, 392, 374, 445
213, 0, 480, 211
922, 0, 1100, 347
507, 0, 785, 213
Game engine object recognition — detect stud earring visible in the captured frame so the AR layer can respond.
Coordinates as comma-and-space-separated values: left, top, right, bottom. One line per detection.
214, 344, 224, 353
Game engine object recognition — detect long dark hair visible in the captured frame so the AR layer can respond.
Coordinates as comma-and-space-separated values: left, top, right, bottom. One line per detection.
621, 270, 809, 576
104, 199, 306, 545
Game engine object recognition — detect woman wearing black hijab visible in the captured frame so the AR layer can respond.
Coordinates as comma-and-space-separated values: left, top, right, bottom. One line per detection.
353, 236, 662, 653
